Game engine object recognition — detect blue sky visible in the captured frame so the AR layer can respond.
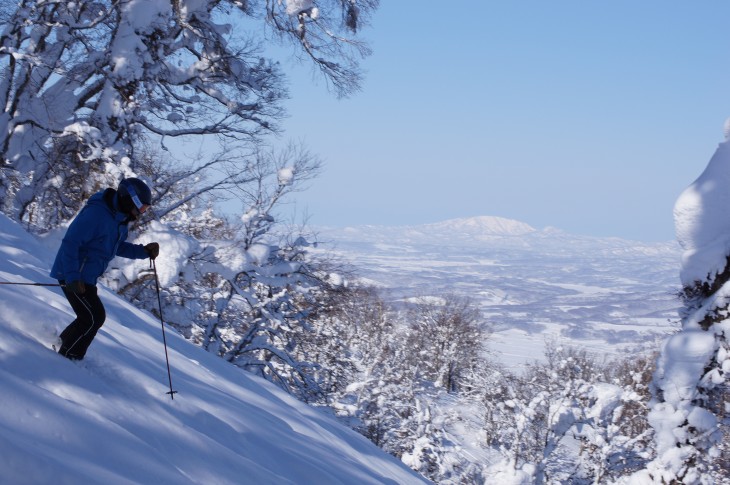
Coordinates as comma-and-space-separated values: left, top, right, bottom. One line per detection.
274, 1, 730, 242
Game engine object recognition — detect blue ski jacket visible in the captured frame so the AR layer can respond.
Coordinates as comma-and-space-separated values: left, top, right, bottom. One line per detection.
50, 189, 148, 285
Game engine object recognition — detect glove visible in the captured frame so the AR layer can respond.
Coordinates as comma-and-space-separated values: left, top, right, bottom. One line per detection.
144, 242, 160, 260
66, 280, 86, 294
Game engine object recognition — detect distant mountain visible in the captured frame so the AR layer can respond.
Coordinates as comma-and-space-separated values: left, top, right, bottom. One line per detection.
325, 215, 536, 244
422, 215, 536, 237
318, 216, 678, 254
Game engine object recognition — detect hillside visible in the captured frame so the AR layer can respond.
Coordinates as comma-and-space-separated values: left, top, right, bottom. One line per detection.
0, 213, 427, 485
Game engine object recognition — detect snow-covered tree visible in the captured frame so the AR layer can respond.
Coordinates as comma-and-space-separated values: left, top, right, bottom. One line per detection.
305, 286, 491, 482
511, 344, 594, 483
628, 128, 730, 484
405, 295, 485, 393
478, 344, 656, 484
0, 0, 376, 229
574, 352, 656, 483
312, 286, 412, 443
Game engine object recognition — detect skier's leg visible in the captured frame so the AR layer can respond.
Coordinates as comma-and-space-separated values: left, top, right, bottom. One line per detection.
58, 285, 106, 360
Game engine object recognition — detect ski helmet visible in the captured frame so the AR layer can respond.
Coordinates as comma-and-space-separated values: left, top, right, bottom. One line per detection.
117, 178, 152, 215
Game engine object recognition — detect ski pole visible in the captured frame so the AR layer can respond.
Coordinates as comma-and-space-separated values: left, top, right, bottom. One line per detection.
0, 281, 64, 287
151, 258, 178, 400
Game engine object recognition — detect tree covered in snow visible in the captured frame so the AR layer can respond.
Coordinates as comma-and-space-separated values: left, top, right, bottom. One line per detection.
300, 286, 491, 483
0, 0, 376, 230
284, 280, 664, 484
308, 285, 416, 447
574, 352, 656, 483
405, 295, 484, 393
627, 128, 730, 484
471, 343, 657, 484
488, 344, 599, 484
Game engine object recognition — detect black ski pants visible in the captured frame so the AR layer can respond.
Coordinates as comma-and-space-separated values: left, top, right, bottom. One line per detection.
58, 283, 106, 360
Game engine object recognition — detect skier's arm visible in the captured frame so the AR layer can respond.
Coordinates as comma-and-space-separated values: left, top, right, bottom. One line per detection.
116, 241, 149, 260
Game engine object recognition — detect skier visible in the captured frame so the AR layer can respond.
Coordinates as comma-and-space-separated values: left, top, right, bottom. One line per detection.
50, 178, 160, 360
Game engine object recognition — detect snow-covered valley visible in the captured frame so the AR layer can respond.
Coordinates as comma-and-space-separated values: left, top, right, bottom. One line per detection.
315, 216, 681, 367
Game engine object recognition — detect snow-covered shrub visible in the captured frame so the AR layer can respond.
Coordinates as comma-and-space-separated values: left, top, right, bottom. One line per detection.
575, 352, 656, 483
479, 344, 657, 484
404, 295, 485, 393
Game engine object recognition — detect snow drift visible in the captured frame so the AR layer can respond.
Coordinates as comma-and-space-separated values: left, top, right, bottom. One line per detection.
674, 139, 730, 286
0, 213, 427, 484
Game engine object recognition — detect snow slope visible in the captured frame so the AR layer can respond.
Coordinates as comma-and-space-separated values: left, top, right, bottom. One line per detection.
0, 213, 427, 485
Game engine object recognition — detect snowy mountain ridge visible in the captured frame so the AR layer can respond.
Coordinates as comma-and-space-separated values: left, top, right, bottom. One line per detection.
331, 215, 535, 243
0, 213, 427, 485
421, 215, 536, 237
325, 215, 677, 252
